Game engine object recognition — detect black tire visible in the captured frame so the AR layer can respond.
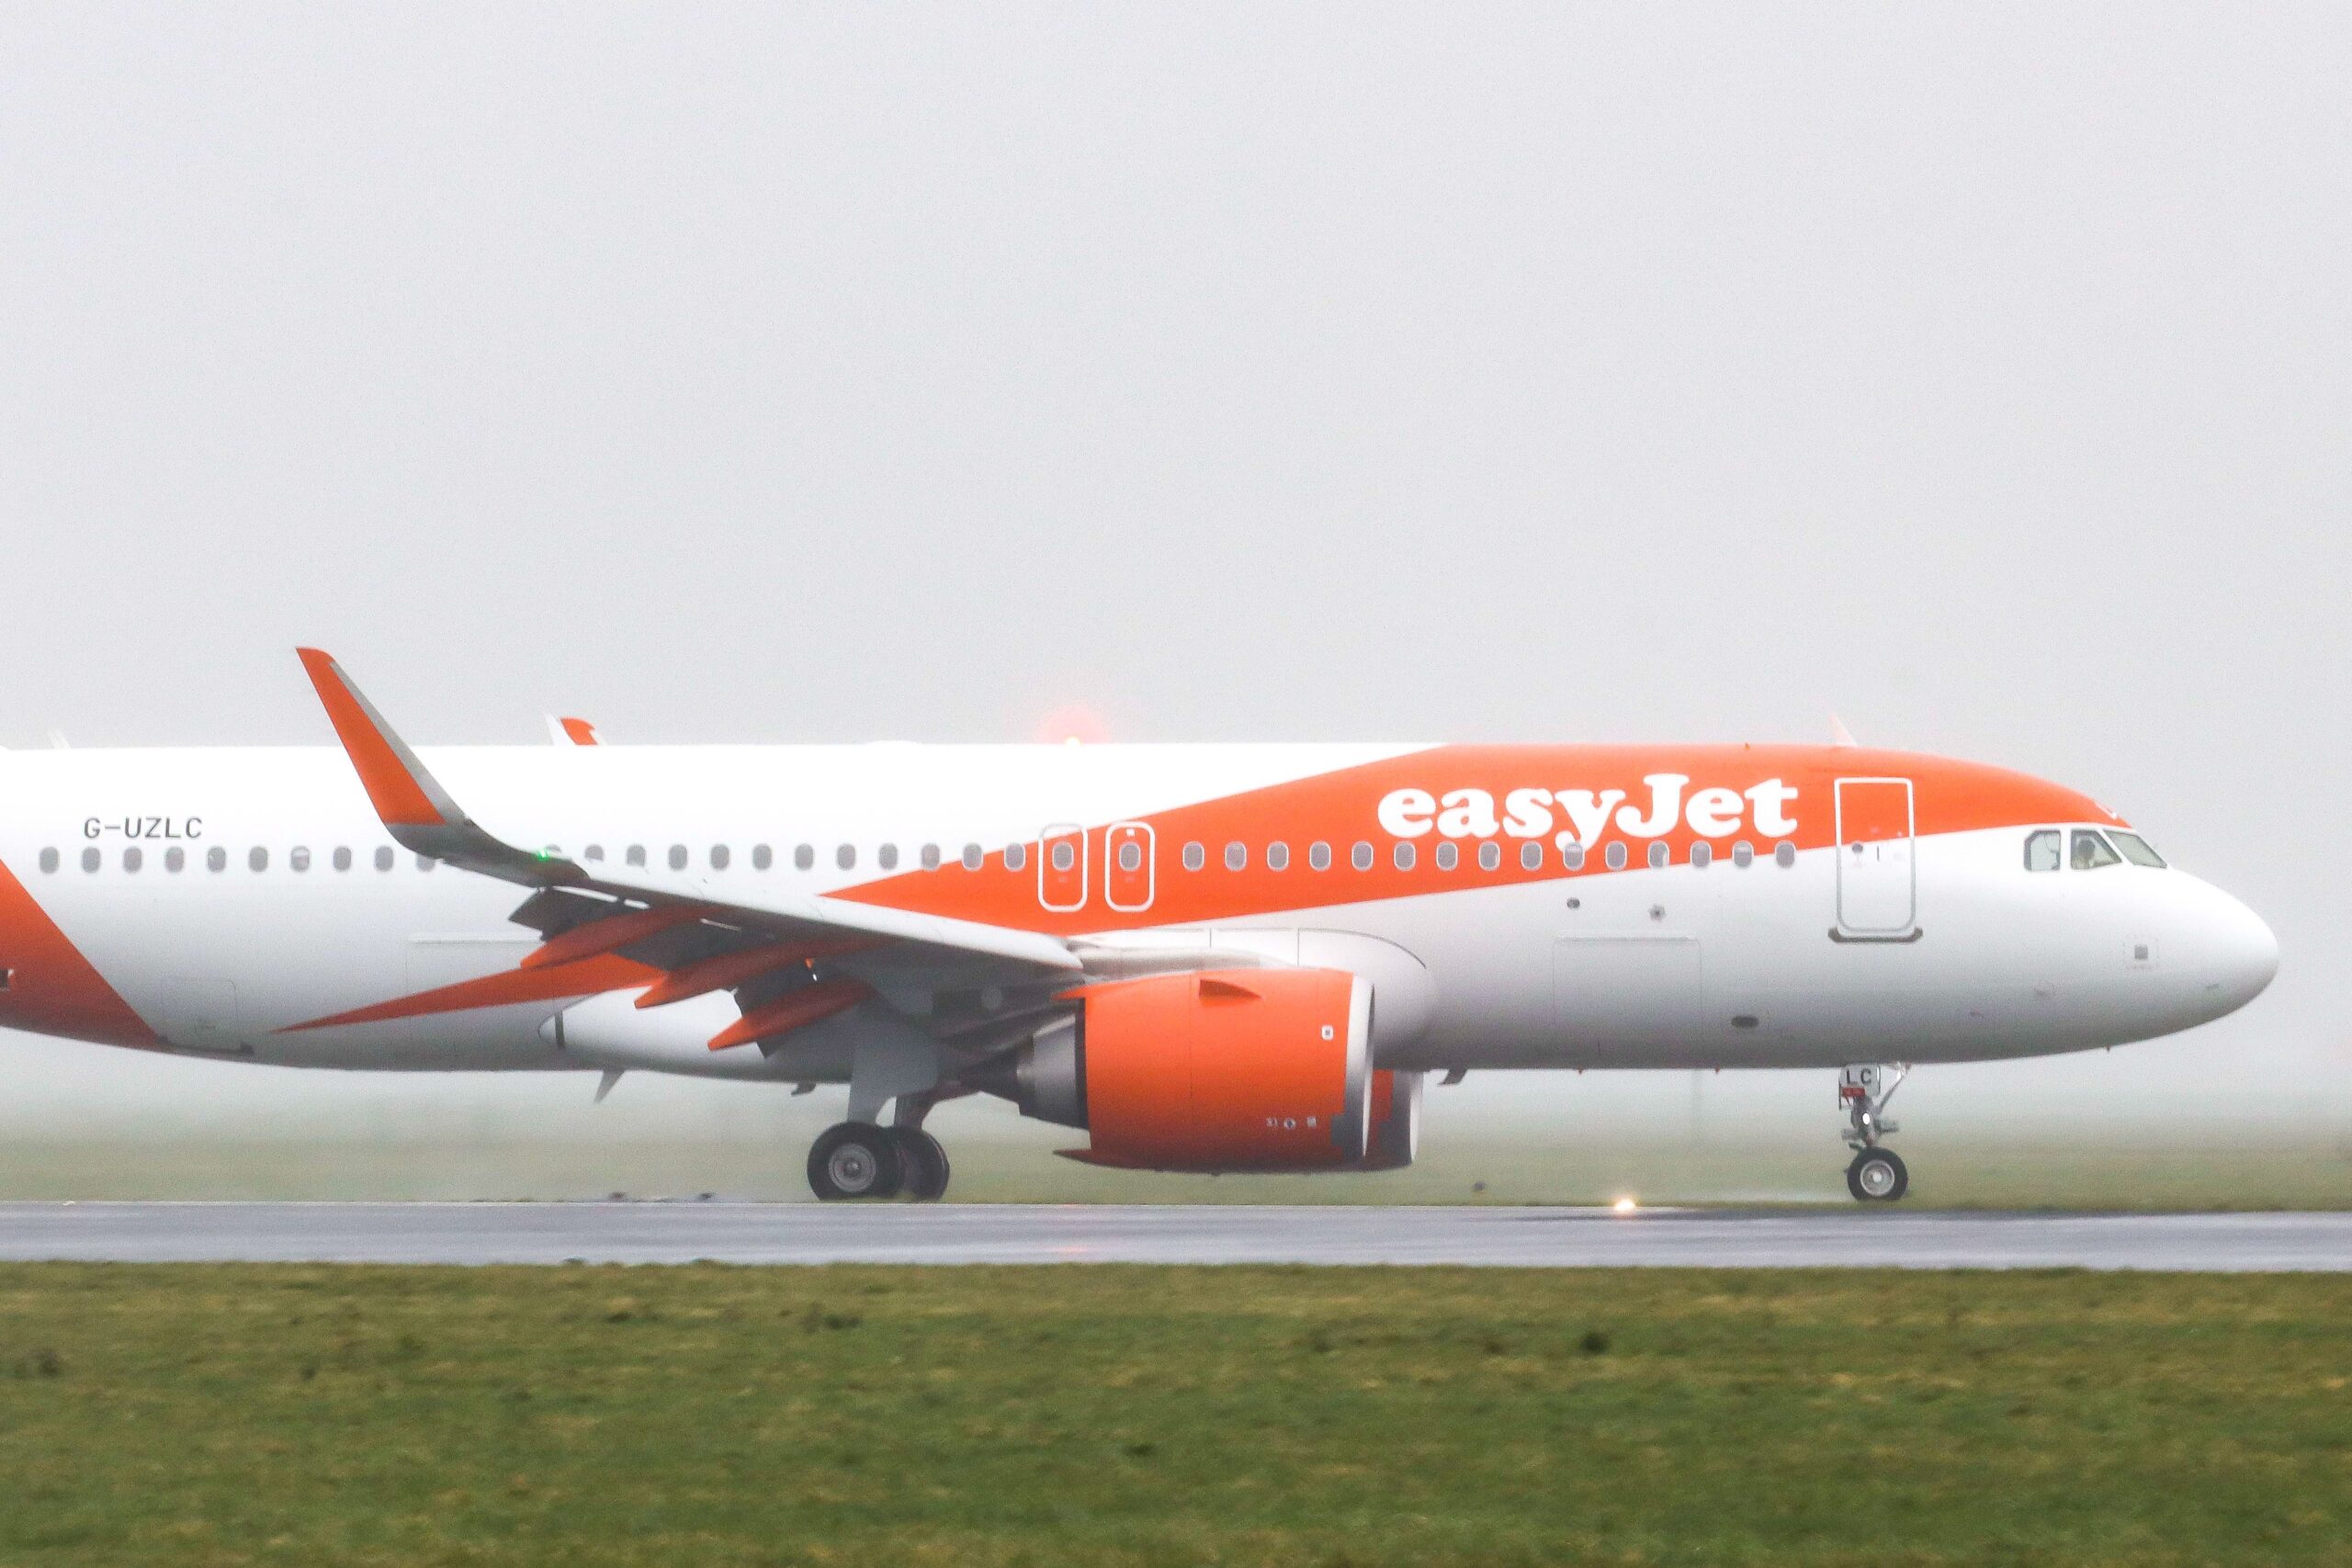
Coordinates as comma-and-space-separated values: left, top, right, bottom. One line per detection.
894, 1128, 951, 1201
808, 1122, 904, 1201
1846, 1146, 1909, 1202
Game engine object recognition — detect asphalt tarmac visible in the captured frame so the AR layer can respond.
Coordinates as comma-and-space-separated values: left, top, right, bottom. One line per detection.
0, 1202, 2343, 1269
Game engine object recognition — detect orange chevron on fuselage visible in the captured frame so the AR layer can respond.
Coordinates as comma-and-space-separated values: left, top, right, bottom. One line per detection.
829, 743, 2116, 936
0, 854, 164, 1049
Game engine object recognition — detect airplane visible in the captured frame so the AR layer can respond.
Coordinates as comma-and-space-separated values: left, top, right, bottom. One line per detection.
0, 650, 2277, 1203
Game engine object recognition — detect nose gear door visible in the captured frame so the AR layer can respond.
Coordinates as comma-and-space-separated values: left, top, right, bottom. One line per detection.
1834, 777, 1916, 934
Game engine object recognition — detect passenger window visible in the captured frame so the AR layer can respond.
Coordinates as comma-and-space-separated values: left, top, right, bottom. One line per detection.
1521, 841, 1543, 871
250, 848, 269, 872
38, 848, 56, 874
837, 844, 857, 871
2109, 831, 2166, 868
1479, 841, 1501, 872
2071, 830, 2122, 871
1052, 841, 1075, 873
1117, 841, 1143, 872
1224, 842, 1247, 872
81, 847, 99, 873
1647, 841, 1669, 870
1690, 842, 1712, 870
1393, 841, 1416, 871
707, 845, 728, 870
290, 847, 310, 872
796, 844, 815, 871
1562, 844, 1585, 871
333, 847, 352, 872
1004, 842, 1026, 873
626, 845, 647, 868
1309, 841, 1332, 871
416, 854, 435, 872
1774, 842, 1797, 868
1267, 842, 1289, 872
962, 844, 984, 871
1434, 841, 1458, 871
1732, 840, 1754, 868
2023, 829, 2061, 873
1604, 842, 1627, 871
584, 845, 605, 863
1182, 842, 1205, 871
879, 844, 899, 872
212, 848, 230, 872
921, 843, 941, 870
124, 847, 143, 873
165, 847, 186, 873
753, 844, 774, 871
1351, 841, 1374, 871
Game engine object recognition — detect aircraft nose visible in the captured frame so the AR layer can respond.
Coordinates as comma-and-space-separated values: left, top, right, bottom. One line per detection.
2200, 884, 2278, 1012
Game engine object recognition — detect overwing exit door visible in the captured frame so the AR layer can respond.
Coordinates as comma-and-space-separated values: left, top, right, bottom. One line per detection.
1835, 777, 1916, 934
1105, 822, 1155, 912
1038, 824, 1088, 912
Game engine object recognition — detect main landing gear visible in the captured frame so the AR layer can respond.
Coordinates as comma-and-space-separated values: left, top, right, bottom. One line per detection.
806, 1115, 952, 1202
1839, 1064, 1911, 1202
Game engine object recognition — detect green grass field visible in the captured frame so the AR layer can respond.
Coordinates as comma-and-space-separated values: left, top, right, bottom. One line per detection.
0, 1265, 2345, 1566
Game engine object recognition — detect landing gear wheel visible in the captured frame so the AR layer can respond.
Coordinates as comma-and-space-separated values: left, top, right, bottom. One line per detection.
1847, 1146, 1909, 1202
893, 1128, 951, 1201
808, 1122, 904, 1201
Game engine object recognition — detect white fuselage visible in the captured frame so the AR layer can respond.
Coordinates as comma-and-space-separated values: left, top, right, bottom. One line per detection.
0, 742, 2278, 1082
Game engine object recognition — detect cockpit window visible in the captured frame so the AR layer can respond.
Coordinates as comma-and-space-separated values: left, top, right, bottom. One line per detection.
2109, 830, 2166, 868
2070, 829, 2122, 871
2023, 829, 2061, 873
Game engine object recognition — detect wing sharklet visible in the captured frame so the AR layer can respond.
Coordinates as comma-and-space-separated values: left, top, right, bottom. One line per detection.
295, 649, 1080, 976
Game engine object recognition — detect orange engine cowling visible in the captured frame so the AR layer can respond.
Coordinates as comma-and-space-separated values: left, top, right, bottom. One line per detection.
990, 967, 1374, 1173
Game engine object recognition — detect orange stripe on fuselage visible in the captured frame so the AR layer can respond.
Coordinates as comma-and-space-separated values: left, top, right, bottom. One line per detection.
830, 744, 2119, 936
0, 856, 164, 1050
280, 953, 659, 1032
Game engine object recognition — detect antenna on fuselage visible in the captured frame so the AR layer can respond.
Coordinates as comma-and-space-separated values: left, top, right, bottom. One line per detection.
1828, 715, 1858, 748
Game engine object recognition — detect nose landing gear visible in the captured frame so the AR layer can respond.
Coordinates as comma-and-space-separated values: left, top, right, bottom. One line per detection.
1839, 1064, 1911, 1202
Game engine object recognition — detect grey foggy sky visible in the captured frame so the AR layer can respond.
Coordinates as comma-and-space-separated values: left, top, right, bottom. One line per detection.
0, 4, 2346, 1148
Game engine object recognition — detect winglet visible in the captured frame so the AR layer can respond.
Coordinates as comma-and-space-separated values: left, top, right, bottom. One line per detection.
298, 649, 568, 886
297, 649, 466, 829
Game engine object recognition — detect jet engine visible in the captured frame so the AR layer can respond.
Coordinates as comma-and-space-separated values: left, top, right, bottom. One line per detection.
980, 966, 1406, 1172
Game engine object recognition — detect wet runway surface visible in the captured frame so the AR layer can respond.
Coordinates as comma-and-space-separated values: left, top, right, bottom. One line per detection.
0, 1202, 2344, 1269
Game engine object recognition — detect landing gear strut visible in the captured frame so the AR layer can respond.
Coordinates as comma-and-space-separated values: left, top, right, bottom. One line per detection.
1839, 1064, 1910, 1202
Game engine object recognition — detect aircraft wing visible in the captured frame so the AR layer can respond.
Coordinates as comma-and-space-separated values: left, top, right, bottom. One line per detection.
298, 649, 1080, 1049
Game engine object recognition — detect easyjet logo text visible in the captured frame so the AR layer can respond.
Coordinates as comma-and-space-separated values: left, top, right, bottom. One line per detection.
1375, 775, 1799, 849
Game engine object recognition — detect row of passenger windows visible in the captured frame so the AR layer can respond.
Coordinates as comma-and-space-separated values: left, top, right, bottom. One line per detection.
2022, 829, 2166, 873
37, 837, 1804, 876
28, 828, 2188, 881
1170, 839, 1797, 873
41, 844, 423, 874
